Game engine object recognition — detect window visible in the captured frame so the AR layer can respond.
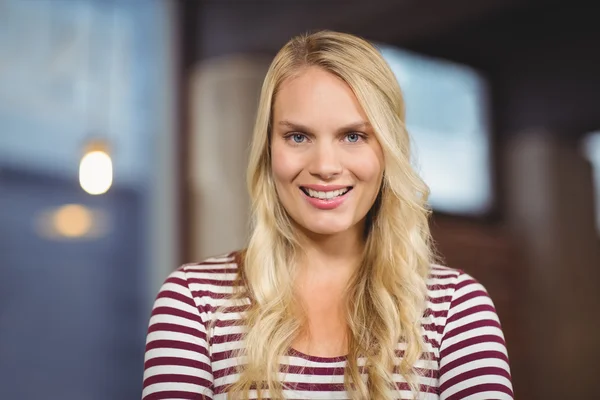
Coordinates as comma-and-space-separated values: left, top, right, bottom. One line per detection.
0, 1, 175, 398
379, 45, 493, 216
582, 131, 600, 233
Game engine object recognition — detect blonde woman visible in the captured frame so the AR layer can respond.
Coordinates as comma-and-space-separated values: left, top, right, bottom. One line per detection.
142, 31, 513, 399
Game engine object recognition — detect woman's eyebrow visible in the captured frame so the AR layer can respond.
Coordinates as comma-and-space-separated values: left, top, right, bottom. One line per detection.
336, 121, 371, 133
277, 120, 371, 134
278, 120, 313, 133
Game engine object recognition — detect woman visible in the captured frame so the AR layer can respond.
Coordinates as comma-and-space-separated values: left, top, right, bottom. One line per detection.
142, 31, 513, 399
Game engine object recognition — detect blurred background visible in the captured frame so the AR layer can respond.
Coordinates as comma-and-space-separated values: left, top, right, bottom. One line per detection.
0, 0, 598, 399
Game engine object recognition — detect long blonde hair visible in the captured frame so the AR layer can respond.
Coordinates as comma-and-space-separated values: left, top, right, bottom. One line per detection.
230, 30, 434, 399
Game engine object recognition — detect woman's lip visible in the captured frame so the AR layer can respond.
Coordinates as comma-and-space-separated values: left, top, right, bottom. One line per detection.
300, 184, 353, 191
299, 187, 351, 210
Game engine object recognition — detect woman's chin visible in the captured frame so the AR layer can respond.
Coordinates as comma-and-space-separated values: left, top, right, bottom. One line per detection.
301, 221, 354, 237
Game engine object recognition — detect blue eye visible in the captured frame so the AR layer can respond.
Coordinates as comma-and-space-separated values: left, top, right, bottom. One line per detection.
291, 133, 306, 143
346, 133, 361, 143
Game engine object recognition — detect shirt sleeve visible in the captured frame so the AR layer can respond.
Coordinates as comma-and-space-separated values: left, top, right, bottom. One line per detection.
438, 272, 514, 400
142, 268, 214, 400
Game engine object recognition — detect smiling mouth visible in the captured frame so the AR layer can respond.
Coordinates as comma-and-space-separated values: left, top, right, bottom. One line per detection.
300, 186, 353, 200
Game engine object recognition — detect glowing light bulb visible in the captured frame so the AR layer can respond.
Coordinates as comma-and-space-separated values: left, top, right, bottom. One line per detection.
79, 149, 113, 195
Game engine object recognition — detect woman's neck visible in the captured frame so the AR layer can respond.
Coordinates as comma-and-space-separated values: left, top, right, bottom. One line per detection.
295, 224, 365, 275
291, 225, 364, 358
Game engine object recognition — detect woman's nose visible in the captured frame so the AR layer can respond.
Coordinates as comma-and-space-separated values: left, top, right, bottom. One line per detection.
308, 142, 343, 180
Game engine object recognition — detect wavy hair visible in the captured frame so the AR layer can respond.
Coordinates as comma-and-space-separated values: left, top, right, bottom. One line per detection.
228, 30, 434, 399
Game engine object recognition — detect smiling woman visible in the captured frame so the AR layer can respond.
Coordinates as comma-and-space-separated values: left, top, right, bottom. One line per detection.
142, 30, 514, 400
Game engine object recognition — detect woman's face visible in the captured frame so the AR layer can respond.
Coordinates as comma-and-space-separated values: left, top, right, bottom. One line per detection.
271, 66, 384, 237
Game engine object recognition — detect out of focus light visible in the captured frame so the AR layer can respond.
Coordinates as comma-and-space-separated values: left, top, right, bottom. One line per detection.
53, 204, 93, 238
79, 143, 113, 195
35, 204, 110, 240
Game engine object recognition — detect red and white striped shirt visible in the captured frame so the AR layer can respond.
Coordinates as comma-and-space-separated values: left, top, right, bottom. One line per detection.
142, 252, 513, 399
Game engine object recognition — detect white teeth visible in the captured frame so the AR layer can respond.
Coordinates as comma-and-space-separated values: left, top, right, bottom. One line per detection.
306, 188, 349, 199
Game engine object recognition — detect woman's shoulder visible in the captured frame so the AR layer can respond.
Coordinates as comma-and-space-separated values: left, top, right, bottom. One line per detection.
180, 251, 241, 273
175, 250, 242, 285
161, 251, 243, 304
427, 263, 484, 285
426, 264, 491, 306
427, 263, 463, 288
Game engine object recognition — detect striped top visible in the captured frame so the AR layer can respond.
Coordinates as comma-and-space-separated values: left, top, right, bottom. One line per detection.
142, 252, 513, 399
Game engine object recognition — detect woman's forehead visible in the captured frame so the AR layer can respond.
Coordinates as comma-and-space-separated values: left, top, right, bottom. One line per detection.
272, 67, 370, 131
